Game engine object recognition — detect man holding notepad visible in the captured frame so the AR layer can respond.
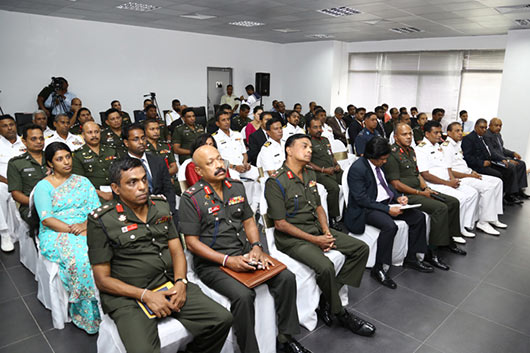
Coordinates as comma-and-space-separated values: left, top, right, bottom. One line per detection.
180, 145, 310, 353
344, 137, 433, 290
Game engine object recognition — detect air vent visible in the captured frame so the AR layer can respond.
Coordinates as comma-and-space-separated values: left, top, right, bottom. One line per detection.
389, 27, 423, 34
116, 2, 160, 12
180, 13, 216, 20
318, 6, 361, 17
273, 28, 300, 33
306, 33, 335, 39
495, 4, 530, 14
229, 21, 265, 27
515, 19, 530, 26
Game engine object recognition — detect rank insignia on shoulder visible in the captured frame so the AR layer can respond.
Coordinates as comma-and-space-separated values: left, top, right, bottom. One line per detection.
118, 214, 127, 222
441, 141, 449, 146
391, 146, 397, 152
228, 196, 244, 205
287, 171, 294, 179
121, 224, 138, 233
224, 180, 232, 188
418, 142, 426, 147
116, 204, 124, 213
204, 185, 213, 194
264, 141, 271, 147
212, 131, 218, 136
309, 180, 317, 187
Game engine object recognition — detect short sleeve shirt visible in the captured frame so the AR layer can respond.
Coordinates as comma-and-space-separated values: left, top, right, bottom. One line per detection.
415, 138, 450, 180
7, 152, 48, 195
383, 143, 421, 191
212, 129, 246, 165
257, 139, 284, 172
0, 135, 26, 178
441, 137, 472, 174
171, 124, 205, 163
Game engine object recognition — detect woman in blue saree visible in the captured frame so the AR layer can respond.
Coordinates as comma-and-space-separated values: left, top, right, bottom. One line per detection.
34, 142, 101, 334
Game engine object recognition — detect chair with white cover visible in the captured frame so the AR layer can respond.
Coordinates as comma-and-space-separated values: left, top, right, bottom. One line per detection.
17, 216, 38, 275
259, 184, 348, 331
184, 251, 278, 353
341, 162, 410, 268
177, 158, 192, 192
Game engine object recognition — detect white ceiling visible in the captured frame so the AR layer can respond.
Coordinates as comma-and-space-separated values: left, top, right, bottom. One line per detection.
1, 0, 530, 43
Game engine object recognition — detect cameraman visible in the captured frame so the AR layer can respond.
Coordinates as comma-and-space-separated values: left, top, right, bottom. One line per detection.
37, 77, 76, 117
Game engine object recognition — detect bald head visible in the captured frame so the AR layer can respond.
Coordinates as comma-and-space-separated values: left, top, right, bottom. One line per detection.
489, 117, 503, 134
193, 145, 227, 183
82, 121, 101, 146
71, 98, 82, 112
192, 145, 218, 165
394, 122, 413, 147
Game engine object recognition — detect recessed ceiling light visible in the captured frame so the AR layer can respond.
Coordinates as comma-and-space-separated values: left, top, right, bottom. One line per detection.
273, 28, 300, 33
180, 13, 217, 20
306, 33, 335, 39
318, 6, 361, 17
229, 20, 265, 27
515, 19, 530, 26
116, 2, 160, 12
389, 27, 423, 34
495, 4, 530, 14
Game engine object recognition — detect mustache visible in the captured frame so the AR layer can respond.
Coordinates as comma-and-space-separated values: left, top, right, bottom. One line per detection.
214, 167, 227, 176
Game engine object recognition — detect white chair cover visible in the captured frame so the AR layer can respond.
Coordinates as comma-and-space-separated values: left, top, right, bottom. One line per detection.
259, 186, 348, 331
18, 221, 38, 275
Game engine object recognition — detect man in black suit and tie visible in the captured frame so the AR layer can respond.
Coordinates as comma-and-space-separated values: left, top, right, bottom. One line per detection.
247, 112, 272, 166
122, 123, 179, 226
484, 118, 528, 201
374, 106, 387, 137
462, 119, 521, 205
272, 101, 287, 126
344, 137, 432, 289
347, 107, 365, 153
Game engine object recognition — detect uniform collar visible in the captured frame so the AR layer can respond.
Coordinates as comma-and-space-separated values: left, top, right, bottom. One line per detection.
447, 136, 458, 146
116, 197, 158, 224
422, 137, 437, 148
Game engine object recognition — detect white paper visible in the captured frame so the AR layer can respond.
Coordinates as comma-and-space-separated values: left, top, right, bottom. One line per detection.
389, 203, 422, 210
99, 185, 112, 193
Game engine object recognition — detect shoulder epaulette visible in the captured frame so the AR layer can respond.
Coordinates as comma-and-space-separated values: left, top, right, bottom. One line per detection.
417, 142, 426, 147
11, 152, 29, 161
150, 194, 167, 201
263, 141, 271, 147
184, 185, 202, 196
441, 141, 449, 146
89, 202, 115, 219
211, 131, 218, 136
391, 146, 397, 152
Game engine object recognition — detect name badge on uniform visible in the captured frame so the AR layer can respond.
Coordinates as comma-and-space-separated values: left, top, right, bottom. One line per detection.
209, 205, 221, 214
121, 224, 138, 233
23, 167, 35, 172
228, 196, 245, 205
84, 158, 95, 163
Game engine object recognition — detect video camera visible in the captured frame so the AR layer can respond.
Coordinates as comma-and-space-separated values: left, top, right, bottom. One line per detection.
50, 77, 66, 92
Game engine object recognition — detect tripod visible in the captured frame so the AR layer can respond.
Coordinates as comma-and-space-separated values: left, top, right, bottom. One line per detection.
50, 91, 69, 115
144, 92, 163, 122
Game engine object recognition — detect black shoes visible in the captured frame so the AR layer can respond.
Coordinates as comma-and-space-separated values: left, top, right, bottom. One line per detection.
316, 295, 333, 326
329, 218, 342, 231
505, 194, 523, 205
404, 259, 434, 273
425, 251, 450, 271
370, 266, 397, 289
281, 337, 313, 353
337, 309, 376, 336
447, 243, 467, 256
517, 191, 530, 199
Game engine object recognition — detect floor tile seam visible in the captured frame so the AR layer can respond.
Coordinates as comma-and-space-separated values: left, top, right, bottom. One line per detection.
416, 240, 515, 347
481, 280, 530, 299
348, 284, 383, 307
457, 306, 530, 338
297, 322, 326, 341
0, 332, 43, 350
383, 281, 458, 309
5, 267, 57, 353
496, 259, 530, 272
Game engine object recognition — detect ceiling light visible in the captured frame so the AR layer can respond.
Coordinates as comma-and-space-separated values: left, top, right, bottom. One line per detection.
116, 2, 160, 12
515, 19, 530, 26
318, 6, 361, 17
306, 34, 335, 39
273, 28, 300, 33
389, 27, 423, 34
229, 20, 265, 27
180, 13, 216, 20
495, 4, 530, 14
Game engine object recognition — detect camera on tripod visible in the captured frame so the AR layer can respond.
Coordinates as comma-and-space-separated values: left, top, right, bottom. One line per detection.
50, 77, 66, 92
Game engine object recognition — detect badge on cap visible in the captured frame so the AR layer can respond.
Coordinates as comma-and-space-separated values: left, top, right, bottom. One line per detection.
121, 224, 138, 233
208, 205, 221, 214
287, 171, 294, 179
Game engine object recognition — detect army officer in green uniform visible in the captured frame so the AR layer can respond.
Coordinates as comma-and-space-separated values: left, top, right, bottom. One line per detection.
306, 116, 343, 230
265, 133, 376, 336
180, 144, 310, 353
8, 124, 48, 224
383, 123, 467, 271
73, 121, 117, 202
102, 108, 127, 157
87, 158, 232, 353
172, 108, 205, 164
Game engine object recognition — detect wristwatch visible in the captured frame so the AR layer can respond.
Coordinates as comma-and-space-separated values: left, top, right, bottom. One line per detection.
250, 241, 263, 249
175, 278, 188, 285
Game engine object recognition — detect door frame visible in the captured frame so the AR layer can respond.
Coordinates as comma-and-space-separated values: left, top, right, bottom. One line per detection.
207, 67, 233, 119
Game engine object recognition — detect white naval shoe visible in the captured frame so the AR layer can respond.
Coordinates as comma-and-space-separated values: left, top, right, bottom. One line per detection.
1, 234, 14, 252
452, 236, 467, 244
490, 220, 507, 229
461, 229, 476, 238
476, 221, 500, 235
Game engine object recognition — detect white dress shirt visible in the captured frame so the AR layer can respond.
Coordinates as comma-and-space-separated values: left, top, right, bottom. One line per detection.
322, 123, 334, 141
368, 159, 391, 202
415, 138, 450, 180
441, 137, 472, 174
165, 110, 181, 126
128, 152, 153, 177
257, 138, 284, 172
212, 129, 246, 165
281, 123, 303, 143
0, 135, 26, 178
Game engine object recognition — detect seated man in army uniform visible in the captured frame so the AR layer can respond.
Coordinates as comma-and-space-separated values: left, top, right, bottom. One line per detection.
87, 158, 233, 353
172, 107, 205, 165
180, 144, 311, 353
73, 121, 117, 202
102, 108, 127, 157
265, 133, 376, 337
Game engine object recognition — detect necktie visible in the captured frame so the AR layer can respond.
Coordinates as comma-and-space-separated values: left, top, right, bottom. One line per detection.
375, 167, 394, 201
479, 136, 491, 156
142, 159, 154, 192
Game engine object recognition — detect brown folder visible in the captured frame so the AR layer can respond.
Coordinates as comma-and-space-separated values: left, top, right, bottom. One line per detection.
220, 254, 287, 288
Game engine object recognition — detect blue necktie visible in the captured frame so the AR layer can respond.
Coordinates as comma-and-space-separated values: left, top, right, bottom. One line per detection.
142, 159, 154, 192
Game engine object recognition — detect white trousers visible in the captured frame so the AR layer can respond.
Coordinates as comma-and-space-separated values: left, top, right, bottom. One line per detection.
428, 182, 479, 231
0, 183, 22, 241
460, 175, 503, 223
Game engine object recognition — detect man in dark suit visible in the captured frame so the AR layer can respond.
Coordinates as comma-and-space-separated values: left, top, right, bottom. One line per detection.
271, 101, 287, 126
347, 107, 365, 153
462, 119, 520, 204
484, 118, 528, 201
374, 106, 386, 137
345, 137, 432, 289
326, 107, 348, 146
122, 123, 178, 226
343, 104, 355, 128
247, 111, 272, 166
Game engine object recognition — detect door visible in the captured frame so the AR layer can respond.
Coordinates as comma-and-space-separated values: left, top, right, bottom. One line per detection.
207, 67, 232, 119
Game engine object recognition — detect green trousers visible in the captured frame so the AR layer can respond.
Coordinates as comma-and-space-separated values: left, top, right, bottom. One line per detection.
109, 283, 233, 353
277, 229, 369, 315
407, 192, 460, 247
315, 170, 343, 219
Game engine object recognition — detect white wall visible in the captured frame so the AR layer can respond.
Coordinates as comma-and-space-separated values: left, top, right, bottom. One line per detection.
0, 10, 281, 121
497, 29, 530, 159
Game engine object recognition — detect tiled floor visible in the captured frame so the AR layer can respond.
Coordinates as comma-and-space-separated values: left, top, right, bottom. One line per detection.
1, 203, 530, 353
